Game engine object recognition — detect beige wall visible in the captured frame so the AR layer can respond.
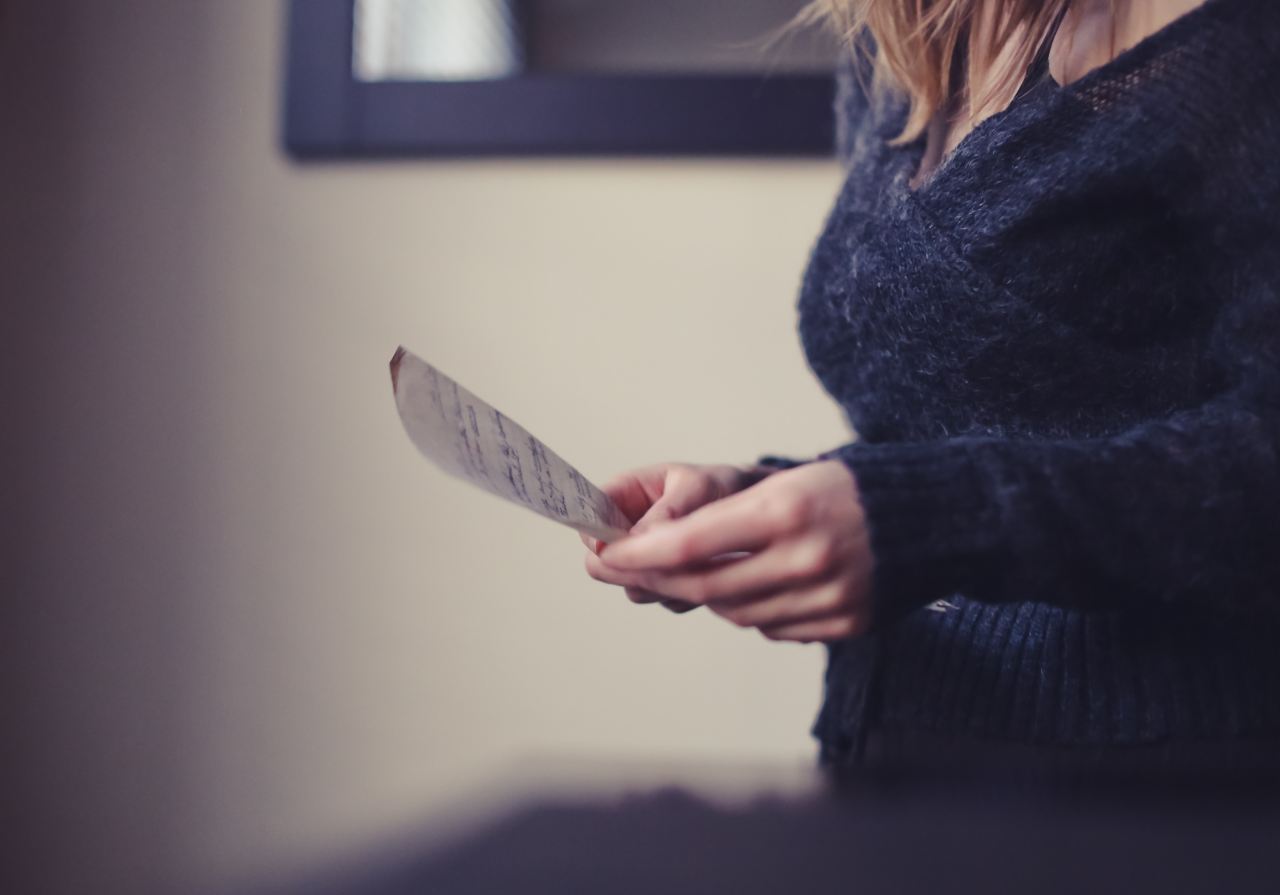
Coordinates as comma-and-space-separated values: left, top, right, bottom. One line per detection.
4, 1, 848, 891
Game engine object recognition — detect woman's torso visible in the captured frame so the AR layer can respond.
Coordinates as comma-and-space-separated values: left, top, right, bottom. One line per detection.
800, 0, 1280, 768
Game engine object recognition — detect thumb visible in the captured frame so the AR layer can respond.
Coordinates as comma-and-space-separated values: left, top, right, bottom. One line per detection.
630, 502, 678, 535
630, 469, 717, 535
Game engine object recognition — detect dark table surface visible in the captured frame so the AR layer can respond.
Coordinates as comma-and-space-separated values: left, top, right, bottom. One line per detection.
263, 756, 1280, 895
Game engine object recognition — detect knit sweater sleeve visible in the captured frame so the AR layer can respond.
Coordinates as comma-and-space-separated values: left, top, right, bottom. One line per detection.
820, 252, 1280, 625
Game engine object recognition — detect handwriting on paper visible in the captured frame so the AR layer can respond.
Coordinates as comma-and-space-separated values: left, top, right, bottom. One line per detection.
391, 346, 631, 543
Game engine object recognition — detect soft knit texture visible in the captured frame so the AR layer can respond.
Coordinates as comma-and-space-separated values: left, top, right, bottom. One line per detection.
760, 0, 1280, 766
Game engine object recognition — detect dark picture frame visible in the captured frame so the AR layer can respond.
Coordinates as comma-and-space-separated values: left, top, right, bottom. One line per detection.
282, 0, 838, 158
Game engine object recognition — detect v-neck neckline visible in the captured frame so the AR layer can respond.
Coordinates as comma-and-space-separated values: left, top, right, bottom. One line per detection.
896, 72, 1058, 198
892, 0, 1233, 201
907, 1, 1069, 193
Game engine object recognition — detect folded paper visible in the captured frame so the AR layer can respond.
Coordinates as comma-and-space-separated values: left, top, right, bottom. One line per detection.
391, 346, 631, 542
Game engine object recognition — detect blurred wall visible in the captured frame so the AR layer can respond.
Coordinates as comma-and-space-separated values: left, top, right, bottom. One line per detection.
3, 1, 849, 891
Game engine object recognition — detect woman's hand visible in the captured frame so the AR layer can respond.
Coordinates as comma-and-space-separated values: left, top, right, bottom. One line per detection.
584, 460, 874, 643
581, 462, 768, 612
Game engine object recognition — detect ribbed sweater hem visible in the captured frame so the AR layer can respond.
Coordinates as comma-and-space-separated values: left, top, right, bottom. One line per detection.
812, 595, 1280, 766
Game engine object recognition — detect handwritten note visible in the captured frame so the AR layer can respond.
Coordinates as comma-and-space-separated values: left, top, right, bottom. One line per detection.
390, 346, 632, 543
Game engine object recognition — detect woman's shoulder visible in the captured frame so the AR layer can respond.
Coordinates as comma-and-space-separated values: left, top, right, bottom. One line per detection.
1058, 0, 1278, 136
1108, 0, 1280, 215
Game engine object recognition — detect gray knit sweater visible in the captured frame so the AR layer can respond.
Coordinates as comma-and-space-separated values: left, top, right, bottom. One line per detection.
761, 0, 1280, 765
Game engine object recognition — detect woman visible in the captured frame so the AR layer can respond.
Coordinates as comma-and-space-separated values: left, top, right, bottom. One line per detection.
583, 0, 1280, 775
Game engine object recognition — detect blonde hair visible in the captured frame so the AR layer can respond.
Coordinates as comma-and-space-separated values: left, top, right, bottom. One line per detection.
790, 0, 1122, 146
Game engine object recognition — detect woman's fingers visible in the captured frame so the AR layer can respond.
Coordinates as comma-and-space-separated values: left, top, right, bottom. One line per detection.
582, 459, 872, 643
589, 464, 744, 555
587, 545, 859, 634
621, 585, 697, 614
709, 580, 852, 630
586, 539, 833, 606
615, 581, 695, 613
581, 463, 736, 615
585, 546, 746, 587
759, 614, 865, 644
596, 487, 789, 572
600, 472, 664, 526
629, 464, 730, 532
582, 549, 701, 613
622, 585, 663, 604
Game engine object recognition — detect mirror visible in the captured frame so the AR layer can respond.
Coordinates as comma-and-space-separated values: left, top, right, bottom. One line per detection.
285, 0, 840, 157
353, 0, 837, 81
